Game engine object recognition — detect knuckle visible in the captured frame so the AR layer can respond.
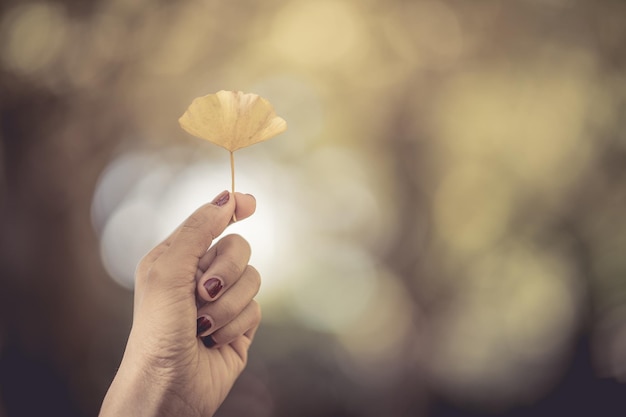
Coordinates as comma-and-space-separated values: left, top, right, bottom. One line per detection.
250, 300, 262, 324
145, 258, 194, 290
219, 233, 251, 254
219, 298, 240, 319
182, 203, 221, 232
147, 261, 166, 282
181, 211, 207, 232
138, 244, 166, 268
222, 257, 244, 278
245, 265, 262, 291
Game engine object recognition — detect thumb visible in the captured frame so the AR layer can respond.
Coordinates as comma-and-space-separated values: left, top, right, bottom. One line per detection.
147, 191, 245, 293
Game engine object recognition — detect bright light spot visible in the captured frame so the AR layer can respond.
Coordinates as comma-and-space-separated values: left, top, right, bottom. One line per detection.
141, 3, 216, 75
382, 0, 463, 67
92, 148, 298, 295
427, 244, 581, 407
299, 146, 383, 242
100, 199, 161, 289
250, 75, 325, 157
334, 268, 417, 387
498, 248, 579, 361
409, 0, 463, 59
287, 243, 378, 333
433, 162, 513, 254
0, 3, 68, 74
157, 161, 231, 237
158, 157, 298, 298
432, 62, 597, 196
91, 152, 159, 233
270, 0, 365, 68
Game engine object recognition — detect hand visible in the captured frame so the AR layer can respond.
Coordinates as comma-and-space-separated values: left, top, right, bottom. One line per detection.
100, 191, 261, 417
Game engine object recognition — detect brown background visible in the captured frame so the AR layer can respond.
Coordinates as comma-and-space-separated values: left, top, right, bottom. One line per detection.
1, 0, 626, 416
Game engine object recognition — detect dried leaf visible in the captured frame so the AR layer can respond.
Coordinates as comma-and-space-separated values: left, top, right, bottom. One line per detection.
178, 90, 287, 152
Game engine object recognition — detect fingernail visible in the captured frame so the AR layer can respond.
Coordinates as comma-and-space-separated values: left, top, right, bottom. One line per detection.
204, 277, 223, 299
201, 335, 216, 348
196, 316, 212, 335
212, 190, 230, 207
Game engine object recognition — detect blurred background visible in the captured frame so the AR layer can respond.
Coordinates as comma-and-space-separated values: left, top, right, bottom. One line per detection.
1, 0, 626, 416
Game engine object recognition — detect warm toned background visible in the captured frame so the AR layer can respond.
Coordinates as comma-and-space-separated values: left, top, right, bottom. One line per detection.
1, 0, 626, 416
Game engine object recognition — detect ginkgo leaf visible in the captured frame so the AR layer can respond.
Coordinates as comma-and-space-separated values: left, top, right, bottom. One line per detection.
178, 90, 287, 152
178, 90, 286, 220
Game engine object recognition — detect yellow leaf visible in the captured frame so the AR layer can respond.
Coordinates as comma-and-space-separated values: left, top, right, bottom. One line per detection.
178, 90, 287, 152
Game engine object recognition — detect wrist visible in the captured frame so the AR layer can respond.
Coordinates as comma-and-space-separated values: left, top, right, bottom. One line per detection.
100, 347, 202, 417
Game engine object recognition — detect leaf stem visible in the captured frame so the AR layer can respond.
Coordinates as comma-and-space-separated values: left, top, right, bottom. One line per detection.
230, 151, 235, 194
230, 151, 237, 222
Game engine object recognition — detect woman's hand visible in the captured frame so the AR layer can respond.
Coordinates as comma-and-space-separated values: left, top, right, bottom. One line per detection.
100, 191, 261, 417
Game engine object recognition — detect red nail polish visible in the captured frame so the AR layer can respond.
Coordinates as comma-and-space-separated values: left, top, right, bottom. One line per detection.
212, 191, 230, 207
204, 278, 223, 299
202, 335, 216, 348
197, 316, 212, 335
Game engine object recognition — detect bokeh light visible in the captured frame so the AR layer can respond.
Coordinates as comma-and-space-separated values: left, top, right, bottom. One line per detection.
426, 243, 583, 408
269, 1, 366, 69
0, 3, 68, 75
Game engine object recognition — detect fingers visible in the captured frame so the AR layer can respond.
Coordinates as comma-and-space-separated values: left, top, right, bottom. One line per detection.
196, 264, 261, 337
196, 262, 261, 352
232, 192, 256, 224
195, 234, 251, 302
199, 300, 262, 349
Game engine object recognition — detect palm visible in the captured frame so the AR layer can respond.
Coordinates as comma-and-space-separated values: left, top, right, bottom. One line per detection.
194, 341, 249, 411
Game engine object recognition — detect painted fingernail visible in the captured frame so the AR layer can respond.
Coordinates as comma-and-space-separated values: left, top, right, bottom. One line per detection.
204, 277, 223, 299
212, 190, 230, 207
196, 316, 212, 335
201, 335, 216, 348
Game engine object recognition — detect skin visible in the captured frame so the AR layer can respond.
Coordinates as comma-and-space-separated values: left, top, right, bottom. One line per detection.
100, 191, 261, 417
